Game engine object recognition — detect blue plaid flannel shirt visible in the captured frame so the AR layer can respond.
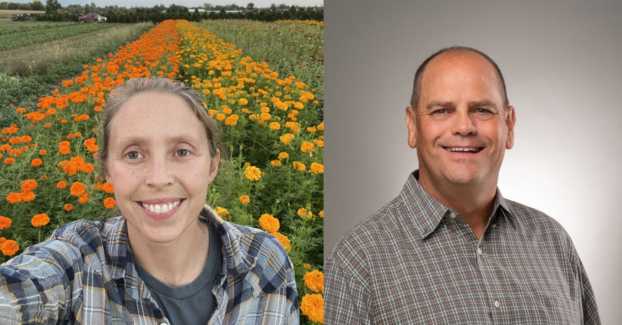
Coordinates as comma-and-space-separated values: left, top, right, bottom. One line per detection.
0, 205, 299, 324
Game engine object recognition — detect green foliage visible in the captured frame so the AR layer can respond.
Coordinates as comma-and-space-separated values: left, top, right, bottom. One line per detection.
0, 22, 114, 52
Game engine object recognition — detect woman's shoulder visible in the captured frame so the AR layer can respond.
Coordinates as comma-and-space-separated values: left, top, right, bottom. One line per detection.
49, 216, 125, 244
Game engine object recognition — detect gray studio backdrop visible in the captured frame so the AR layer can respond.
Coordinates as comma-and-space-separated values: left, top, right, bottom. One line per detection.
324, 0, 622, 323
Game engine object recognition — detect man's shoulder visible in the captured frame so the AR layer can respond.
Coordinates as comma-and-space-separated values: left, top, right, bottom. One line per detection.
504, 198, 572, 243
328, 195, 405, 262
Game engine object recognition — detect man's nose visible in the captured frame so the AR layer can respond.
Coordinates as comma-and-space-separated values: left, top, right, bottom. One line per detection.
451, 109, 477, 136
145, 155, 174, 189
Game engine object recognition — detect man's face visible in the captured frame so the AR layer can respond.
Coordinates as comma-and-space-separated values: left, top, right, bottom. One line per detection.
406, 51, 516, 190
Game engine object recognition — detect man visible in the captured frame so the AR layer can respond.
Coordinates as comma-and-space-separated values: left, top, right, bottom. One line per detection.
324, 47, 600, 324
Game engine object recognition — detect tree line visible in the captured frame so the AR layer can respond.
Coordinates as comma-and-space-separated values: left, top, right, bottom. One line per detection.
4, 1, 323, 23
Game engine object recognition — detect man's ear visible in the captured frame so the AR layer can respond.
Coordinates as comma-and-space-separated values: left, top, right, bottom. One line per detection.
505, 105, 516, 149
405, 106, 418, 148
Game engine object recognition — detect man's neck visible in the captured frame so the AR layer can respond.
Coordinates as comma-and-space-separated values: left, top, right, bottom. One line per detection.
417, 172, 496, 239
129, 220, 210, 287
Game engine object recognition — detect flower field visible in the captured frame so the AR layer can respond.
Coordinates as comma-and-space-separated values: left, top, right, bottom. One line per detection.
0, 19, 323, 324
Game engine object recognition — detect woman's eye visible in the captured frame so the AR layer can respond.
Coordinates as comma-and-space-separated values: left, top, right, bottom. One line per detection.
125, 151, 141, 159
176, 149, 190, 157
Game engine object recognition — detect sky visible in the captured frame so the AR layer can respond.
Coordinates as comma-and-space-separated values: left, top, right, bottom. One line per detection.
11, 0, 323, 9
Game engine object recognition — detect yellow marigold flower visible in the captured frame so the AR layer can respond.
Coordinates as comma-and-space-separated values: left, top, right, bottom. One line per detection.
319, 211, 324, 218
297, 208, 307, 216
103, 197, 116, 209
278, 152, 289, 160
300, 141, 315, 153
216, 113, 226, 121
300, 294, 324, 324
65, 204, 73, 211
310, 162, 324, 175
238, 98, 248, 105
208, 109, 217, 117
225, 114, 239, 126
271, 160, 282, 167
313, 140, 324, 148
214, 206, 230, 220
0, 216, 12, 230
272, 232, 291, 253
303, 263, 311, 271
21, 179, 38, 192
293, 102, 304, 109
269, 122, 280, 130
222, 105, 232, 114
1, 240, 19, 256
293, 161, 306, 172
244, 166, 262, 181
280, 133, 295, 145
31, 213, 50, 227
239, 195, 250, 204
307, 127, 317, 133
303, 270, 324, 293
285, 121, 300, 133
317, 122, 324, 131
260, 106, 270, 113
259, 214, 280, 233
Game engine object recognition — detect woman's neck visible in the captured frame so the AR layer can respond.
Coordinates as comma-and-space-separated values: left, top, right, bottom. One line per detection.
129, 220, 210, 287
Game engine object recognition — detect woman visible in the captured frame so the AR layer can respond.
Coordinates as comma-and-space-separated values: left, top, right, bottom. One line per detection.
0, 78, 299, 324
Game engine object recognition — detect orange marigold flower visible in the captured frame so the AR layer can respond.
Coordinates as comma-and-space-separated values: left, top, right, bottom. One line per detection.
6, 192, 22, 204
31, 158, 43, 167
0, 144, 11, 151
303, 270, 324, 293
269, 122, 281, 130
57, 181, 68, 189
44, 123, 51, 128
16, 107, 26, 113
278, 152, 289, 160
70, 182, 86, 196
271, 160, 282, 167
300, 294, 324, 324
64, 203, 73, 211
239, 195, 250, 204
103, 197, 116, 209
21, 191, 35, 202
0, 216, 12, 230
39, 149, 47, 155
317, 122, 324, 131
244, 166, 262, 181
216, 113, 226, 121
272, 232, 291, 253
4, 158, 15, 165
1, 240, 19, 256
259, 214, 280, 233
238, 98, 248, 105
78, 192, 89, 204
319, 211, 324, 218
59, 147, 70, 155
31, 213, 50, 227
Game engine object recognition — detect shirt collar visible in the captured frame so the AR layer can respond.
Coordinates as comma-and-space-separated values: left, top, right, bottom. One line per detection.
104, 204, 257, 281
403, 170, 516, 240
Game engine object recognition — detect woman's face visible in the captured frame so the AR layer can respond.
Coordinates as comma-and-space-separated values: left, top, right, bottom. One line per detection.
104, 92, 219, 246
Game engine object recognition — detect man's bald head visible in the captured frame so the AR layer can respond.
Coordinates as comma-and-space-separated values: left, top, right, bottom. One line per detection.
410, 46, 509, 110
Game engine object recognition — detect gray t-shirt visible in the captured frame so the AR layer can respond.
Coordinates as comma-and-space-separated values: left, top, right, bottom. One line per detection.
135, 222, 222, 325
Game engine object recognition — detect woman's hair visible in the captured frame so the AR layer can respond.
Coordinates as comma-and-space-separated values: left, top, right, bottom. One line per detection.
97, 78, 221, 173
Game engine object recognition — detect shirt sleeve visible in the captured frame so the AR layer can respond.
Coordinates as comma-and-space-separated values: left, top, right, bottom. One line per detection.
0, 240, 81, 324
324, 255, 373, 325
571, 245, 600, 325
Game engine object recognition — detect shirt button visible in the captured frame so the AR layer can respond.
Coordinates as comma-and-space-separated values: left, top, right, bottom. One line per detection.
477, 248, 483, 255
494, 301, 500, 308
491, 223, 497, 228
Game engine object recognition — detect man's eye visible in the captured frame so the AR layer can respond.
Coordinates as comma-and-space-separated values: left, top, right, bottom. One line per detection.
433, 109, 447, 115
176, 149, 190, 157
125, 151, 141, 159
475, 108, 492, 114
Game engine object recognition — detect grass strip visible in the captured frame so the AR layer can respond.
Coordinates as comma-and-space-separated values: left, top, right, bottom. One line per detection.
0, 22, 116, 52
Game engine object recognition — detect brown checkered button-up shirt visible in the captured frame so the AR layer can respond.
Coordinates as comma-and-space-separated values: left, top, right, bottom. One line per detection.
325, 170, 600, 324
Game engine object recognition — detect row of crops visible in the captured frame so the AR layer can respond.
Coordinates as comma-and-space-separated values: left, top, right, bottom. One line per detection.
0, 19, 324, 324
